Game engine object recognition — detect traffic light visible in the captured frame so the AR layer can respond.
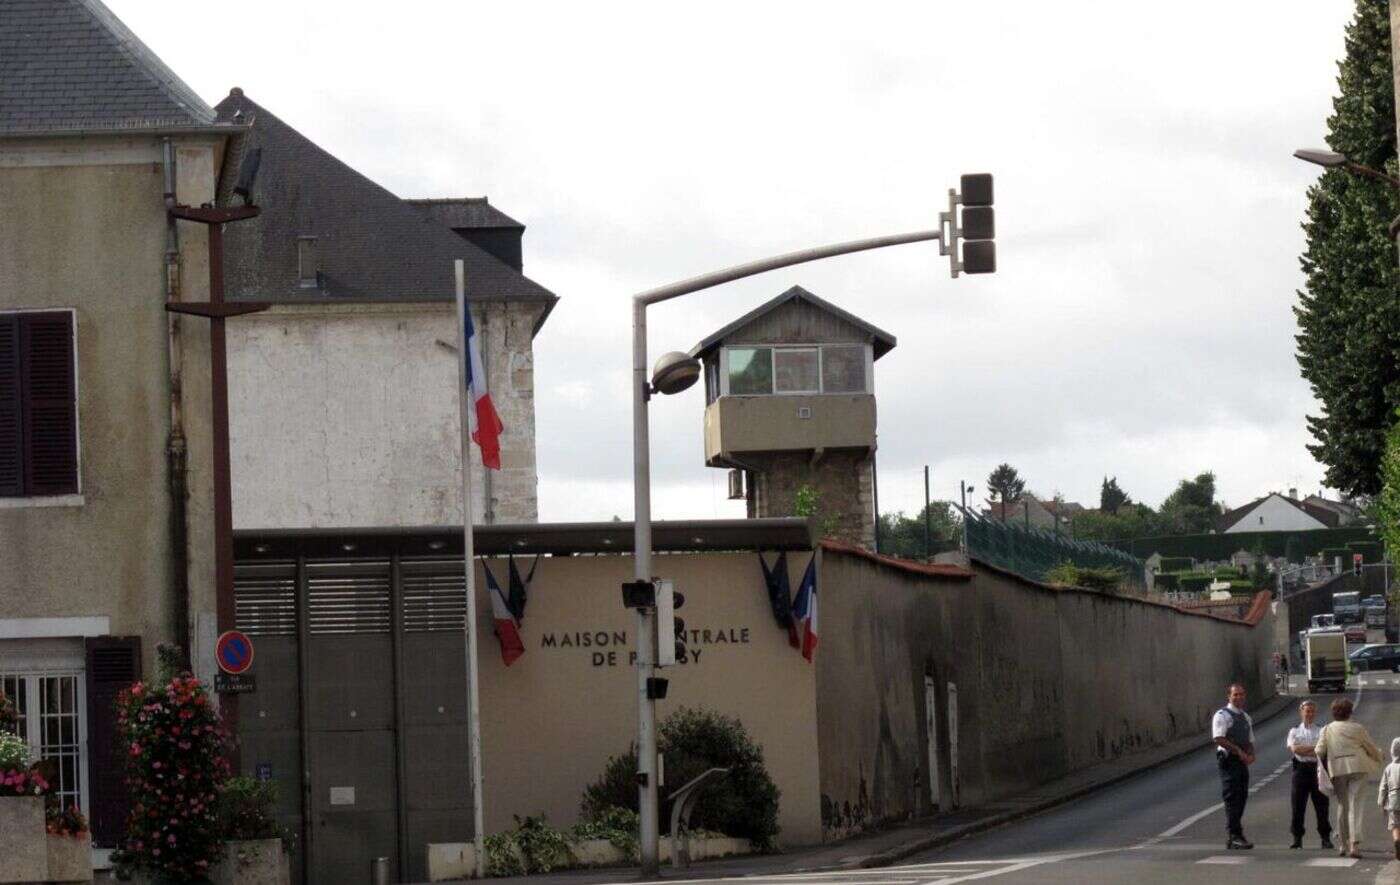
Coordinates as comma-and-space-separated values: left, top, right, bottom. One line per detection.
940, 173, 996, 277
655, 579, 687, 667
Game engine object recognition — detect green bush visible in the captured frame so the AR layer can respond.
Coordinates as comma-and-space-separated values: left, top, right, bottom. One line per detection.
570, 806, 639, 860
1179, 575, 1212, 593
1154, 572, 1179, 591
216, 777, 293, 851
485, 815, 573, 876
1158, 557, 1193, 572
1347, 541, 1383, 563
582, 708, 781, 850
1045, 562, 1127, 592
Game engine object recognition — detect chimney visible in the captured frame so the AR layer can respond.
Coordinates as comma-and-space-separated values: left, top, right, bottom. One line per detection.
1288, 487, 1298, 500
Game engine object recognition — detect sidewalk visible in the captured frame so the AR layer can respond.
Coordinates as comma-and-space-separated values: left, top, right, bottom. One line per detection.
439, 693, 1294, 885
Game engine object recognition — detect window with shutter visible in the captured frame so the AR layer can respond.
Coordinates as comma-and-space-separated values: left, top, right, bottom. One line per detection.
0, 316, 21, 496
84, 636, 141, 848
0, 311, 77, 497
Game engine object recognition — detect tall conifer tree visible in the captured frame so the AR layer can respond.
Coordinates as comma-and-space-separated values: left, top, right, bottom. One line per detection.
1296, 0, 1399, 495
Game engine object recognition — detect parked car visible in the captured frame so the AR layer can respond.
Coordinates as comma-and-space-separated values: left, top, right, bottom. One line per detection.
1350, 643, 1400, 673
1365, 595, 1387, 609
1346, 623, 1369, 643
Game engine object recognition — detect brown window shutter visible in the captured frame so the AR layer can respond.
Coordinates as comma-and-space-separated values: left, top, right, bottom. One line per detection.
0, 315, 20, 496
19, 312, 77, 495
84, 636, 141, 848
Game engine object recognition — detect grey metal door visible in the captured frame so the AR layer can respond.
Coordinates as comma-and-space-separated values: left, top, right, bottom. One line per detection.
236, 550, 475, 884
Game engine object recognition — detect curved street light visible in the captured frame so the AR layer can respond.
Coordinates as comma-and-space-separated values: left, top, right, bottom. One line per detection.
627, 175, 996, 873
1294, 147, 1400, 246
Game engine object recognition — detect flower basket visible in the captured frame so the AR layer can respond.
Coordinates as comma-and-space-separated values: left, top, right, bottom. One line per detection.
0, 795, 48, 883
45, 831, 93, 882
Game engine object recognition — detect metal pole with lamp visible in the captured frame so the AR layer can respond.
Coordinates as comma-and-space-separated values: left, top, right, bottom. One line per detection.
629, 175, 996, 872
1293, 148, 1400, 262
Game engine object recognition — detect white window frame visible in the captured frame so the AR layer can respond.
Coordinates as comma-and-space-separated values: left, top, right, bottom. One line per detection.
720, 343, 872, 397
0, 307, 83, 506
0, 656, 89, 818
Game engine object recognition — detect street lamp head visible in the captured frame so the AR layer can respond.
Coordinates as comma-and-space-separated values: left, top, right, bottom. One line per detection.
650, 351, 701, 396
1294, 148, 1348, 169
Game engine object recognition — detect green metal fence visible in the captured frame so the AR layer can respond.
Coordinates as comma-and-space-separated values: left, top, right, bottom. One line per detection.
963, 511, 1146, 588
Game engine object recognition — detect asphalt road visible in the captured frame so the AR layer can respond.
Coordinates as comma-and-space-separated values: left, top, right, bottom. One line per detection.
884, 672, 1400, 884
633, 673, 1400, 885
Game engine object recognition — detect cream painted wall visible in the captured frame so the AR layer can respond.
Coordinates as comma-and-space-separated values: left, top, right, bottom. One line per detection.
475, 552, 823, 846
0, 135, 220, 675
228, 299, 541, 530
1224, 495, 1327, 533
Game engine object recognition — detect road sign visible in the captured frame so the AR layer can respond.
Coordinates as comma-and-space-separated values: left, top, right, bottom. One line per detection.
214, 673, 256, 694
215, 630, 255, 675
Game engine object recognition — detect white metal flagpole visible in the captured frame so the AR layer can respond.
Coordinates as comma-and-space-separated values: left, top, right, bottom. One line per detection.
454, 259, 487, 878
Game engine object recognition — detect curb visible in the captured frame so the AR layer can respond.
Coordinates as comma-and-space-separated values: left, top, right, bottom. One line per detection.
852, 694, 1295, 869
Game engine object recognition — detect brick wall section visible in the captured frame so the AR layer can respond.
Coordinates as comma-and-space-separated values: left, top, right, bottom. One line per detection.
747, 451, 874, 547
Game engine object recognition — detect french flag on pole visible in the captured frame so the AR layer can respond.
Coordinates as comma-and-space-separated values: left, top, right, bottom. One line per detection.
483, 563, 524, 666
463, 307, 504, 470
792, 556, 819, 662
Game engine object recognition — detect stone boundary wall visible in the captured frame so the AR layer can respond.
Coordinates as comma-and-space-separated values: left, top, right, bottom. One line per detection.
814, 541, 1276, 838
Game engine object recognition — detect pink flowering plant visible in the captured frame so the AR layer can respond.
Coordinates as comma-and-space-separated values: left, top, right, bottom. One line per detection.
111, 661, 230, 882
0, 731, 51, 797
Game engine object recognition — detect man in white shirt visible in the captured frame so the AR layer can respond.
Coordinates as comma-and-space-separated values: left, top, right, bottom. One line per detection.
1286, 700, 1334, 850
1212, 683, 1256, 849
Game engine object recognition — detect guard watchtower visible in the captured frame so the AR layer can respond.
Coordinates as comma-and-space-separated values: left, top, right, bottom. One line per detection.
689, 286, 895, 547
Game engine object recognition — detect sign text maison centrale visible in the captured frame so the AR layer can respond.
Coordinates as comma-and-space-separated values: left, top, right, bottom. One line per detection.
539, 625, 753, 667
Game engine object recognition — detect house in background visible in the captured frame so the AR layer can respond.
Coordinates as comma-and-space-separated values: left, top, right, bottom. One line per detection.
0, 0, 239, 858
691, 286, 893, 548
982, 493, 1087, 532
217, 91, 557, 530
1218, 491, 1340, 534
1304, 493, 1365, 527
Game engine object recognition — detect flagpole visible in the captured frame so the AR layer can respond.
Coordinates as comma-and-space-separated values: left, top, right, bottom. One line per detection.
455, 259, 488, 879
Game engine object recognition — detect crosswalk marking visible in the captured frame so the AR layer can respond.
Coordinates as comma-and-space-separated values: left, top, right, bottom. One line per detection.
1196, 855, 1249, 864
1303, 857, 1358, 867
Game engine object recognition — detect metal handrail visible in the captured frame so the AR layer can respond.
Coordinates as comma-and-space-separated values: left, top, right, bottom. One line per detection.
668, 767, 729, 869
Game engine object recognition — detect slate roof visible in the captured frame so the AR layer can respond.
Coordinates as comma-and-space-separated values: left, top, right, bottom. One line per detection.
407, 198, 524, 230
0, 0, 221, 134
689, 285, 898, 361
213, 91, 557, 327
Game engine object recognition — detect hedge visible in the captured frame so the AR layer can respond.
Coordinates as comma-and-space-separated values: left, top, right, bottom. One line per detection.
1111, 527, 1378, 561
1178, 575, 1212, 593
1157, 557, 1193, 572
1348, 541, 1384, 564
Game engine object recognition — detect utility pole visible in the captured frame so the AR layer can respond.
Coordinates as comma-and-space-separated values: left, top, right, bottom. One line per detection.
923, 465, 932, 562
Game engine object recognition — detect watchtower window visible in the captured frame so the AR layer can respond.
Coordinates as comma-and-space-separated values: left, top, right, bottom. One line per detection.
721, 343, 872, 396
821, 344, 867, 393
727, 347, 773, 394
773, 347, 819, 393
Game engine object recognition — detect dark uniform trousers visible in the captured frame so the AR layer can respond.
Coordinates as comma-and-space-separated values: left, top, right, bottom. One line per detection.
1290, 759, 1331, 838
1218, 753, 1250, 837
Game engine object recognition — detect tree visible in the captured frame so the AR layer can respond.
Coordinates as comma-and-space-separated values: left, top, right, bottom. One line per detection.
1100, 476, 1130, 515
1159, 471, 1222, 534
1295, 0, 1400, 496
1070, 503, 1162, 542
985, 463, 1025, 521
1376, 412, 1400, 558
877, 502, 963, 559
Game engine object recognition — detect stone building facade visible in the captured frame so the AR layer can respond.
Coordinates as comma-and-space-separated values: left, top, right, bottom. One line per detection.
216, 92, 556, 529
0, 0, 236, 853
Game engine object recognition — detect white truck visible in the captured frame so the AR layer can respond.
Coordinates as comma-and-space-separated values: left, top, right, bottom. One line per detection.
1306, 631, 1349, 693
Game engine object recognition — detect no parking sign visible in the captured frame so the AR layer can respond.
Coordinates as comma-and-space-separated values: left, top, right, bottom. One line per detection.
216, 630, 255, 675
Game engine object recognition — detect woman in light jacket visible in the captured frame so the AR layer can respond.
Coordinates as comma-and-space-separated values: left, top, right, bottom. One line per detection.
1317, 697, 1385, 857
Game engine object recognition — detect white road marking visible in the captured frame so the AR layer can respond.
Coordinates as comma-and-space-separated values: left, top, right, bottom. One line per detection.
1196, 855, 1249, 864
1305, 857, 1358, 867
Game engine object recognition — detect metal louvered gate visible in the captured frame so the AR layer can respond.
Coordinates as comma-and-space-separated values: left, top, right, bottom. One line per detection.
234, 553, 473, 884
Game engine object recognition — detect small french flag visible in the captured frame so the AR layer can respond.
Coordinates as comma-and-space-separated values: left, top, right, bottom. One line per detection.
792, 556, 819, 662
463, 307, 504, 470
483, 563, 524, 666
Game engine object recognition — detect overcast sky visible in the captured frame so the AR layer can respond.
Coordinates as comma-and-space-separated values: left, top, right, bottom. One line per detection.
111, 1, 1360, 521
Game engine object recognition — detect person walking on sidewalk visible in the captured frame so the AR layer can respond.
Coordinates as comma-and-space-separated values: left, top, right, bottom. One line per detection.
1316, 697, 1384, 858
1377, 738, 1400, 860
1212, 683, 1256, 850
1286, 700, 1333, 850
